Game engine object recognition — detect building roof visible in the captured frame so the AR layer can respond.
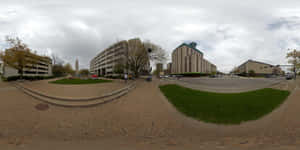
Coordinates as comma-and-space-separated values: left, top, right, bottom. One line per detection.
238, 59, 275, 68
175, 42, 203, 55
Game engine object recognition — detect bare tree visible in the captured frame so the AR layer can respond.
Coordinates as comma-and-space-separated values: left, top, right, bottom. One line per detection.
287, 49, 300, 79
143, 40, 167, 63
116, 38, 167, 78
127, 38, 150, 77
51, 53, 64, 65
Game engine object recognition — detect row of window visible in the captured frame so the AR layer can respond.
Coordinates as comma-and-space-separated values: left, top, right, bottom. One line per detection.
24, 71, 48, 74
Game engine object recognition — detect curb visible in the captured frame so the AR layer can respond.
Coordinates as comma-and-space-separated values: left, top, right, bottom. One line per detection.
13, 82, 136, 107
13, 82, 135, 101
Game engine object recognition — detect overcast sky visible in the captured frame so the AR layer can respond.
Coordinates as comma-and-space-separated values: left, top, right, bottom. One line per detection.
1, 0, 300, 72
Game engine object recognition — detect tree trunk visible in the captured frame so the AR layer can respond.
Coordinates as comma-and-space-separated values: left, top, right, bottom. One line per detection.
19, 69, 23, 80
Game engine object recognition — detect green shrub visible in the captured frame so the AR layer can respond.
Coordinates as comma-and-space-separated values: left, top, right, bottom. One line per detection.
248, 70, 256, 77
171, 72, 210, 77
5, 76, 55, 81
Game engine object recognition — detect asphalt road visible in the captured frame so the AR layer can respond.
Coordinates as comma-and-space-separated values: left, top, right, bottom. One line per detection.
171, 77, 285, 93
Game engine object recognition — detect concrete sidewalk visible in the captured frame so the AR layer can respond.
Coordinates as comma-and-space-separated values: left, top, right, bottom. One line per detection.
0, 79, 300, 149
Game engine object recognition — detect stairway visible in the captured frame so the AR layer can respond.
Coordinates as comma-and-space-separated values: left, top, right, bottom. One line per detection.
13, 82, 136, 107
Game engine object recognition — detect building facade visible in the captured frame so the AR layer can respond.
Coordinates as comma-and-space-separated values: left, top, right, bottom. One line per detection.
166, 63, 172, 74
234, 59, 283, 76
0, 61, 3, 75
170, 42, 217, 74
90, 40, 128, 76
1, 54, 52, 78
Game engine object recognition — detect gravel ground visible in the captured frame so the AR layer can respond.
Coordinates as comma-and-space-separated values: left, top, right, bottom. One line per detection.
0, 78, 300, 149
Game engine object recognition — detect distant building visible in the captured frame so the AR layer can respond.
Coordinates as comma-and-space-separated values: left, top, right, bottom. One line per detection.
171, 42, 217, 74
0, 60, 3, 75
156, 63, 163, 72
166, 63, 172, 74
0, 53, 52, 78
234, 59, 283, 76
156, 63, 164, 77
75, 59, 79, 76
90, 41, 128, 76
90, 39, 151, 77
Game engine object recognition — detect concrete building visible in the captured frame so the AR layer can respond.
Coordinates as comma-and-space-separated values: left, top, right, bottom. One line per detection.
171, 42, 217, 74
166, 63, 172, 74
0, 54, 52, 78
0, 60, 3, 75
90, 40, 128, 76
156, 63, 164, 76
234, 59, 283, 76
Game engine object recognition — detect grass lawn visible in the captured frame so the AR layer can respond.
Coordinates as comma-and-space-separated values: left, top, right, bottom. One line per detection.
49, 78, 112, 84
159, 84, 290, 125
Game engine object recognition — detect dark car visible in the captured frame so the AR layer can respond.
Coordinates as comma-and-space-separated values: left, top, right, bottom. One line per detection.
209, 75, 217, 78
286, 74, 294, 80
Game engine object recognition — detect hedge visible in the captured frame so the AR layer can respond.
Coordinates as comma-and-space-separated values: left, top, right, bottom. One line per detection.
171, 72, 210, 77
4, 76, 55, 81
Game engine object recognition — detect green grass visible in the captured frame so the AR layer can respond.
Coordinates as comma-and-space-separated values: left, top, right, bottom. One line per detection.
159, 84, 290, 125
49, 78, 112, 84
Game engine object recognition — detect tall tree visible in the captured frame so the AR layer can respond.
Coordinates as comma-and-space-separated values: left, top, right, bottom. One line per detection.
79, 69, 89, 76
0, 36, 39, 79
127, 38, 150, 77
143, 41, 167, 63
51, 53, 64, 65
126, 38, 167, 77
52, 64, 65, 77
287, 49, 300, 79
113, 61, 125, 74
63, 63, 75, 75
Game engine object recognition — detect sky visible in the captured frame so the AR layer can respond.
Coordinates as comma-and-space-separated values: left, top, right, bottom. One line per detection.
0, 0, 300, 73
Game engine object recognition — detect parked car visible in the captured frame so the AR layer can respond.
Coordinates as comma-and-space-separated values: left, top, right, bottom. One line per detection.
146, 75, 152, 82
286, 74, 294, 80
209, 75, 217, 78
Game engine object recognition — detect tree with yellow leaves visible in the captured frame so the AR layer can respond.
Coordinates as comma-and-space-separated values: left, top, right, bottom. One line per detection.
0, 36, 39, 79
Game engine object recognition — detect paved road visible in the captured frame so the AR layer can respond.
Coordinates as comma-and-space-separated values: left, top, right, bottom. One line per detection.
166, 77, 285, 93
0, 79, 300, 150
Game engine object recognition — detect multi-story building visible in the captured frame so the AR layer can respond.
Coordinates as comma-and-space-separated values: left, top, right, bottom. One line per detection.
90, 40, 128, 76
166, 63, 172, 74
0, 60, 3, 75
0, 53, 52, 78
90, 39, 152, 77
234, 59, 283, 76
156, 63, 164, 76
170, 42, 217, 74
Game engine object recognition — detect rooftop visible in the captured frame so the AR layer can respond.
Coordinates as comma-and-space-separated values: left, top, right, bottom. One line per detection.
175, 42, 203, 55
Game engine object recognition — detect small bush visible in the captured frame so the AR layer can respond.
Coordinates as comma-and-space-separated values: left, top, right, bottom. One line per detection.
248, 70, 256, 77
171, 72, 210, 77
5, 76, 55, 81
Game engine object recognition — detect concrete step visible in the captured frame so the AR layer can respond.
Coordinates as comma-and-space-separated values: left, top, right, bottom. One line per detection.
13, 83, 135, 107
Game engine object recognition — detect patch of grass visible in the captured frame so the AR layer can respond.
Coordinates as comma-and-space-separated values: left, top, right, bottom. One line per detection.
50, 78, 112, 84
159, 84, 290, 125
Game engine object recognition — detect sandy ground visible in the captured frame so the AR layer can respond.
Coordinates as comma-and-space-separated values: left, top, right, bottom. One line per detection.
18, 79, 127, 98
0, 78, 300, 149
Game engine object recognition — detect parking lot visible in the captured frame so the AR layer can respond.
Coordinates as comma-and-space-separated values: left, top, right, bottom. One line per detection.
165, 76, 285, 93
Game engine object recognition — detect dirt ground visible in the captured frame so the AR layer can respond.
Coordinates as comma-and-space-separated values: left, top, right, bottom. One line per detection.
0, 78, 300, 149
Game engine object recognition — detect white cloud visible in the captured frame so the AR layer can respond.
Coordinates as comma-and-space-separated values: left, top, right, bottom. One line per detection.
0, 0, 300, 72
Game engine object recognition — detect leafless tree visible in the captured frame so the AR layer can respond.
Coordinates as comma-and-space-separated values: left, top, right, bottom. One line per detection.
287, 49, 300, 79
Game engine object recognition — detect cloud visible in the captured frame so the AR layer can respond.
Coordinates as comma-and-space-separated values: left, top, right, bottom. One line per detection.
1, 0, 300, 72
